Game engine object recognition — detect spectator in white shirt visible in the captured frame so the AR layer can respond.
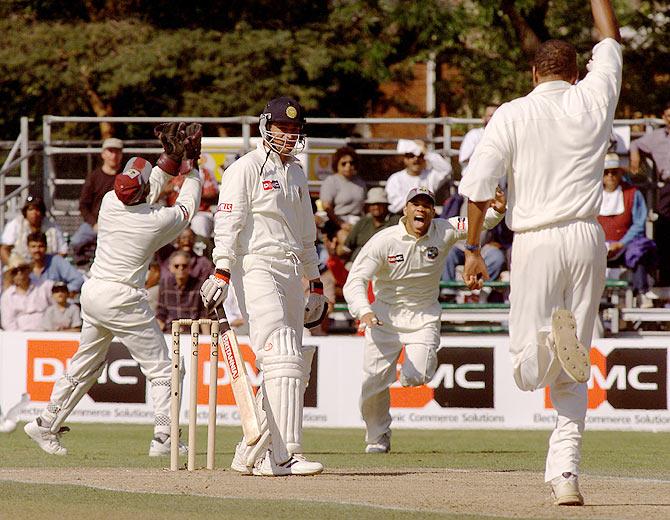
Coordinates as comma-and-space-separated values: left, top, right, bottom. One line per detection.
384, 139, 452, 214
1, 254, 53, 331
458, 105, 499, 173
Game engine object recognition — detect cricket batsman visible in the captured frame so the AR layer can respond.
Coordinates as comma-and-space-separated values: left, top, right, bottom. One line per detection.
25, 123, 202, 456
200, 96, 328, 476
343, 186, 506, 453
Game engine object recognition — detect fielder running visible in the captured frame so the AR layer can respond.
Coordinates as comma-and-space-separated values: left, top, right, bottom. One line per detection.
459, 0, 621, 505
25, 123, 202, 456
200, 96, 328, 476
343, 186, 505, 453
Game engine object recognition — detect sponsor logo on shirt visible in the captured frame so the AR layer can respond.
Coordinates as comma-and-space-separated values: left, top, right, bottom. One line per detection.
262, 180, 281, 191
457, 217, 466, 231
425, 246, 439, 260
218, 203, 233, 213
387, 254, 404, 264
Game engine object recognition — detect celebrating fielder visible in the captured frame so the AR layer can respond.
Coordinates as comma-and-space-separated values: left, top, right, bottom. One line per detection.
200, 96, 328, 476
459, 0, 621, 506
25, 123, 202, 456
343, 186, 505, 453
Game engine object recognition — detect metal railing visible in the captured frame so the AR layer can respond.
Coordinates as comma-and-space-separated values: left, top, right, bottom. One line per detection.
0, 117, 32, 229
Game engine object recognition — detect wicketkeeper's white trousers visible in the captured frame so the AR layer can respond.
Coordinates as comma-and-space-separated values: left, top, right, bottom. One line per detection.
509, 219, 606, 482
360, 300, 441, 444
42, 278, 173, 434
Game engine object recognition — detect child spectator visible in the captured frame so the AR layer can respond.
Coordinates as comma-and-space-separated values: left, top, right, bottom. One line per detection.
43, 282, 82, 332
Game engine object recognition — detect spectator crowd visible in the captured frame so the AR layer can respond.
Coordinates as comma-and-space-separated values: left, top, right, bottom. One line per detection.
1, 101, 669, 334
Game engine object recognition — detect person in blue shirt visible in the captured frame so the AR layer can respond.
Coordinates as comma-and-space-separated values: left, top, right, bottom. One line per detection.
27, 232, 84, 293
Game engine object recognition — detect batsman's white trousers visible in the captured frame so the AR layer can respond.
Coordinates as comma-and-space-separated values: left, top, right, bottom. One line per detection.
42, 278, 173, 434
360, 300, 440, 444
509, 219, 606, 482
232, 254, 306, 459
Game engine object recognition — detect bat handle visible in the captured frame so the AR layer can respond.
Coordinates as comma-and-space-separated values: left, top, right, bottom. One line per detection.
213, 304, 231, 333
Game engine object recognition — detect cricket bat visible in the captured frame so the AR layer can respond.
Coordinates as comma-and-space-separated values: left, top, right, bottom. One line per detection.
215, 306, 262, 445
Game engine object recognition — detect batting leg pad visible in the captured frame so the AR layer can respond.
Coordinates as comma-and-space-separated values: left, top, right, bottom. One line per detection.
43, 362, 106, 433
239, 387, 271, 467
261, 326, 305, 464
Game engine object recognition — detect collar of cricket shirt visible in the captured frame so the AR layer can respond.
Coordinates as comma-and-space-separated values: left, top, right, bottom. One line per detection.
530, 80, 572, 96
398, 216, 433, 242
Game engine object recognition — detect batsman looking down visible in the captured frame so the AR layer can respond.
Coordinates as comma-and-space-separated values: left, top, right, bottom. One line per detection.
200, 96, 328, 476
343, 186, 505, 454
458, 0, 621, 506
25, 123, 203, 456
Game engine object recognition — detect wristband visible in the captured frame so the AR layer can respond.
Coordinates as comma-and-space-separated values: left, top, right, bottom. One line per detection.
157, 153, 181, 176
309, 280, 324, 295
464, 243, 481, 252
215, 269, 230, 284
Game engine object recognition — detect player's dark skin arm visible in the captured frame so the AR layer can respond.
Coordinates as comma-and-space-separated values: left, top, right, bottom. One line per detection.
591, 0, 621, 42
463, 199, 490, 290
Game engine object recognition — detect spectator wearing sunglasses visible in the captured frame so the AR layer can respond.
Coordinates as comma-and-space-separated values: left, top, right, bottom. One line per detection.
385, 139, 452, 214
319, 146, 367, 230
156, 250, 205, 331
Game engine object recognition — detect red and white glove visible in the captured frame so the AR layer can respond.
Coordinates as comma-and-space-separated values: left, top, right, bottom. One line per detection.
200, 269, 230, 311
304, 280, 329, 328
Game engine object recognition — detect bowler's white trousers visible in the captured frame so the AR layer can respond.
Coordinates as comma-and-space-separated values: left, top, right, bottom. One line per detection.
509, 219, 606, 482
43, 278, 173, 434
361, 300, 441, 444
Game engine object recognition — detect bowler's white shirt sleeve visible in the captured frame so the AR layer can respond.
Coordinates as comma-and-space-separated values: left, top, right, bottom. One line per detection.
147, 166, 173, 205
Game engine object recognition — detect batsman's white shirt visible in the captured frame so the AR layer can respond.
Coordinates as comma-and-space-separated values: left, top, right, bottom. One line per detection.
459, 38, 622, 231
343, 209, 504, 319
212, 142, 319, 279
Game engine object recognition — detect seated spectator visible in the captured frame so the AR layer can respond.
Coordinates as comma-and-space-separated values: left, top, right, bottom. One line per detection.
27, 232, 84, 293
1, 195, 67, 265
385, 139, 452, 214
156, 250, 206, 331
1, 255, 53, 331
71, 138, 124, 262
163, 157, 219, 238
319, 146, 367, 229
156, 226, 214, 283
598, 153, 658, 308
43, 282, 82, 332
442, 188, 510, 285
338, 187, 401, 265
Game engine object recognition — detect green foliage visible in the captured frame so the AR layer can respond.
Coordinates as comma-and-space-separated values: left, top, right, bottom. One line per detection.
0, 1, 668, 140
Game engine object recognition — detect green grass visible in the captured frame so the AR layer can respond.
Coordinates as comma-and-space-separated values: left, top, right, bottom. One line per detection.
0, 424, 668, 519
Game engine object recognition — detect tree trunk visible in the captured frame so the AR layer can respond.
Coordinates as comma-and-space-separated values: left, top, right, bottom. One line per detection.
80, 66, 114, 138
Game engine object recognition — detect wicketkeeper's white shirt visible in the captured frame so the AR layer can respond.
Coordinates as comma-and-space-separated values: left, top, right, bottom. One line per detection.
343, 209, 504, 318
212, 142, 320, 279
459, 38, 623, 232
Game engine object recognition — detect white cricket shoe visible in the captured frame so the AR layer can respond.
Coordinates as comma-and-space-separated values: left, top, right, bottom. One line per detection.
148, 433, 187, 457
230, 441, 253, 475
252, 450, 323, 476
24, 419, 69, 456
551, 309, 590, 384
365, 431, 390, 453
551, 472, 584, 506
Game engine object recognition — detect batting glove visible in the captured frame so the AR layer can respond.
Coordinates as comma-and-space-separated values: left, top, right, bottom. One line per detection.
304, 280, 329, 328
200, 269, 230, 311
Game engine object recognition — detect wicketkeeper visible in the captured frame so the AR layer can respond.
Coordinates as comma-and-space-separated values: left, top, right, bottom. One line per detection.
25, 123, 202, 456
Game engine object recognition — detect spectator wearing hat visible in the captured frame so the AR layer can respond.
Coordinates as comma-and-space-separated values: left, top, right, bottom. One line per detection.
598, 153, 658, 307
43, 282, 82, 332
1, 254, 53, 331
0, 195, 67, 265
319, 147, 367, 230
384, 139, 452, 214
338, 187, 401, 265
27, 231, 84, 293
70, 137, 124, 258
